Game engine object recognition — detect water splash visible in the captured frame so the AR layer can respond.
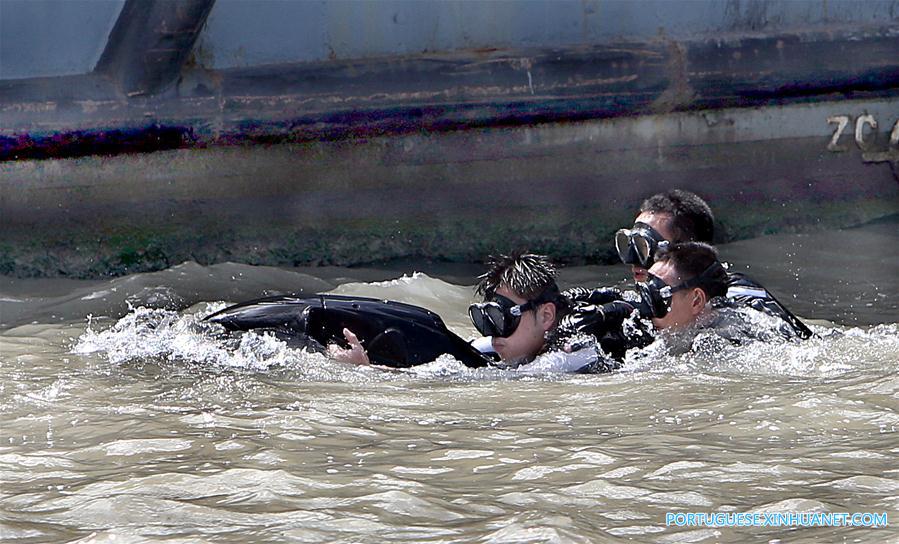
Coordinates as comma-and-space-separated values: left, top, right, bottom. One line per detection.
624, 321, 899, 378
72, 300, 899, 382
74, 305, 304, 371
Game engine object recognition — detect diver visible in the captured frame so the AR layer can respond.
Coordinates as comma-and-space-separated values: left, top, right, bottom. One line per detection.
630, 240, 801, 355
462, 253, 653, 365
603, 189, 813, 339
637, 241, 729, 331
465, 244, 748, 364
329, 253, 621, 373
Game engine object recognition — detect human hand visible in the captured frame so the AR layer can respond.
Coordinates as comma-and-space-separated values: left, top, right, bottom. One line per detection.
327, 328, 370, 366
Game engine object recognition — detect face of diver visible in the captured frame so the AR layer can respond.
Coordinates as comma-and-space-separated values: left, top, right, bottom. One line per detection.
629, 211, 677, 283
490, 285, 555, 364
646, 260, 707, 331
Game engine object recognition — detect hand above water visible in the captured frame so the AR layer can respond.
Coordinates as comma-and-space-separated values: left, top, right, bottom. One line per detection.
327, 328, 371, 366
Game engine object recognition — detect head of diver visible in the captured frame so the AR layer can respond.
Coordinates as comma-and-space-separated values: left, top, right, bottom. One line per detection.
468, 253, 567, 364
617, 190, 715, 282
615, 220, 670, 281
633, 242, 728, 331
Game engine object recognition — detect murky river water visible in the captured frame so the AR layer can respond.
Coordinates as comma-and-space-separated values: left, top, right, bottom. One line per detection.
1, 221, 897, 543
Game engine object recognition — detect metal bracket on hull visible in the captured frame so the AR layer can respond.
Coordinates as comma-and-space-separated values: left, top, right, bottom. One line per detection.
95, 0, 216, 97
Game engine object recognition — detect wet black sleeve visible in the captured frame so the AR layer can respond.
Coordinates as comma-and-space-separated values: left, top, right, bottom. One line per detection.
563, 287, 623, 305
557, 300, 650, 361
726, 272, 813, 339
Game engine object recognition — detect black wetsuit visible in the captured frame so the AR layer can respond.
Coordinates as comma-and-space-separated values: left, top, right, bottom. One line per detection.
564, 272, 812, 353
720, 272, 812, 339
559, 287, 655, 361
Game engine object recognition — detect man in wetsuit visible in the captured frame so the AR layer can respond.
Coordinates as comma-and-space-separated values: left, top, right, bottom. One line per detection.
558, 241, 736, 360
331, 253, 618, 373
609, 189, 812, 339
632, 241, 800, 354
639, 242, 729, 331
471, 245, 736, 364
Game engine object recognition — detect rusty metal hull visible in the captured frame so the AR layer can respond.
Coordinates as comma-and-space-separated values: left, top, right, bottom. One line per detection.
2, 96, 896, 277
3, 24, 898, 160
1, 1, 897, 276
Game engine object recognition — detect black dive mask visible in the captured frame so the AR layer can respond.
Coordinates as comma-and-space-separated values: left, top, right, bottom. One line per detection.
634, 262, 724, 319
469, 294, 538, 338
615, 222, 669, 268
634, 274, 682, 319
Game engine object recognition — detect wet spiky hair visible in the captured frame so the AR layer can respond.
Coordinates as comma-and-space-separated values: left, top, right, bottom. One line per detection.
476, 253, 559, 301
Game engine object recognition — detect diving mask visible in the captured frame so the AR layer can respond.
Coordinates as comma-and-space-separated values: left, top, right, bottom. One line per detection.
615, 222, 669, 268
633, 261, 726, 319
468, 294, 538, 338
634, 274, 681, 318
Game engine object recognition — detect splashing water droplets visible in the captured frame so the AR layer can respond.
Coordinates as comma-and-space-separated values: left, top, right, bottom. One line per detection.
75, 306, 300, 370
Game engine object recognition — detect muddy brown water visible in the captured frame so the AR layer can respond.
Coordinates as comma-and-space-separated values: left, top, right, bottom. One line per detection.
1, 222, 897, 543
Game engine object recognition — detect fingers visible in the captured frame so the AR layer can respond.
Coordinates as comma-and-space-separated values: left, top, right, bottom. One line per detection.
328, 328, 370, 366
343, 328, 363, 349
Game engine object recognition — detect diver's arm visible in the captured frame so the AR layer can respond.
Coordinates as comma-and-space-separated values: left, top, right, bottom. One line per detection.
327, 329, 410, 371
564, 287, 623, 305
563, 300, 636, 336
471, 335, 496, 354
516, 345, 619, 374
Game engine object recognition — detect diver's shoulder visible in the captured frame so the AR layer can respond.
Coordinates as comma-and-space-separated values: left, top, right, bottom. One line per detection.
721, 271, 813, 339
726, 271, 772, 300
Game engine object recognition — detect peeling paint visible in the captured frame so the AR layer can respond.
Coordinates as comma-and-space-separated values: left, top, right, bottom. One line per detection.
650, 40, 693, 114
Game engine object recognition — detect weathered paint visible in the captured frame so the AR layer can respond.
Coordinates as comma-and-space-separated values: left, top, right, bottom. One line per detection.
198, 0, 898, 68
0, 125, 194, 161
2, 97, 896, 277
6, 0, 894, 79
3, 26, 897, 161
1, 1, 897, 277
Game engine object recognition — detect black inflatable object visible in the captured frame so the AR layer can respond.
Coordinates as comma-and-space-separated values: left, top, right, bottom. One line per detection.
204, 294, 490, 368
